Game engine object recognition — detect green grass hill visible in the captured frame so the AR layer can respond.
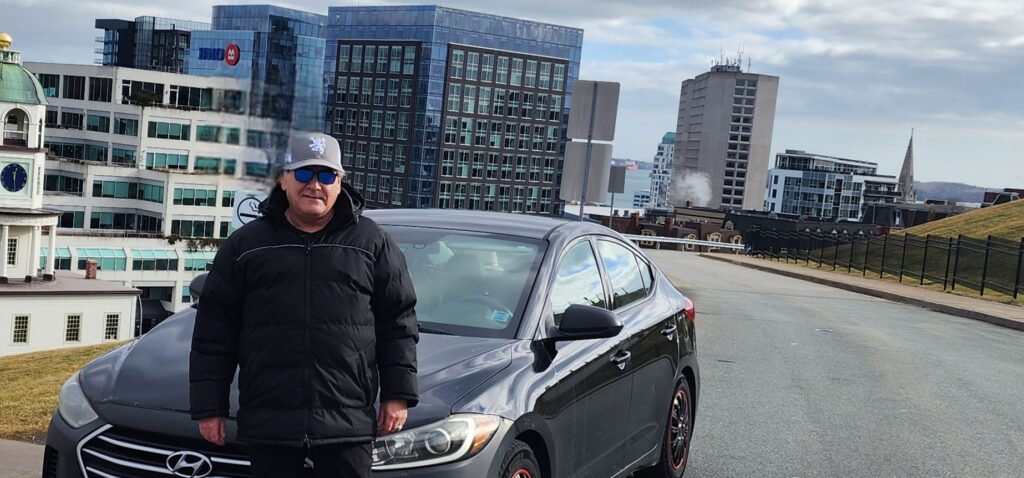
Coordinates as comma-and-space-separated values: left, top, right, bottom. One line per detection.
901, 200, 1024, 241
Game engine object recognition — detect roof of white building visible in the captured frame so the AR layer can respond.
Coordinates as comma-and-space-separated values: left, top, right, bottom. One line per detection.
0, 272, 140, 296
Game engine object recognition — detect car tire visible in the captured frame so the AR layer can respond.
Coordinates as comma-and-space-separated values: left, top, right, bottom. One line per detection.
637, 379, 694, 478
499, 439, 541, 478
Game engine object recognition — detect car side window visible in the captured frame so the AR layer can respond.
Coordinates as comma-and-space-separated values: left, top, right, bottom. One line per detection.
597, 240, 647, 310
635, 254, 653, 293
550, 241, 607, 326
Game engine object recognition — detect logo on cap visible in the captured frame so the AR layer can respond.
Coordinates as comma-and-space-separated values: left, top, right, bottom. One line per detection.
309, 137, 326, 156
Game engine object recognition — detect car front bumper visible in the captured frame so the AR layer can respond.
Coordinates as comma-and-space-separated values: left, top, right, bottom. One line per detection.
44, 407, 513, 477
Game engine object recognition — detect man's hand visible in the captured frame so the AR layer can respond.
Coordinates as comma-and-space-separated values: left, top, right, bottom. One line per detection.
199, 417, 226, 446
377, 400, 408, 435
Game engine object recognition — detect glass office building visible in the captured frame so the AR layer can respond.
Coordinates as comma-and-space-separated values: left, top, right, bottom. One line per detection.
96, 16, 211, 73
186, 5, 326, 134
325, 5, 583, 212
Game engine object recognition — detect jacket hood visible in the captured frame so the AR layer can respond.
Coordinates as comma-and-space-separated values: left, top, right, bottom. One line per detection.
79, 309, 512, 428
259, 181, 366, 230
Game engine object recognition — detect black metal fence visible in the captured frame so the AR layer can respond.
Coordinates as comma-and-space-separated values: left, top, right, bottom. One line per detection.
748, 231, 1024, 299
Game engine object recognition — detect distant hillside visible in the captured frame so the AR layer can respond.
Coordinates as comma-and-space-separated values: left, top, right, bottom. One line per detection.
901, 199, 1024, 240
915, 181, 992, 203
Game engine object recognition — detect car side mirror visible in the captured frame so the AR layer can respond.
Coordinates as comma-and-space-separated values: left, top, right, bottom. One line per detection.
556, 304, 622, 341
189, 273, 209, 302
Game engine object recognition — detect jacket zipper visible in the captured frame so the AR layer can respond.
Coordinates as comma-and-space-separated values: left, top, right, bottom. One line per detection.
303, 241, 312, 446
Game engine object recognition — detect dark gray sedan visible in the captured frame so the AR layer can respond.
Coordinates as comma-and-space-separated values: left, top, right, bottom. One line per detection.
43, 210, 699, 478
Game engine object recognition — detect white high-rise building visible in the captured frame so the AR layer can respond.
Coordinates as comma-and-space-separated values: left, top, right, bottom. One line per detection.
649, 132, 675, 209
23, 62, 275, 318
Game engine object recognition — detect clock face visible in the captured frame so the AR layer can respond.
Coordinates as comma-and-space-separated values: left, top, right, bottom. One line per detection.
1, 163, 28, 193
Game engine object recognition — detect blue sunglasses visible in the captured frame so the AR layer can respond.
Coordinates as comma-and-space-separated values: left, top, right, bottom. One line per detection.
292, 168, 339, 185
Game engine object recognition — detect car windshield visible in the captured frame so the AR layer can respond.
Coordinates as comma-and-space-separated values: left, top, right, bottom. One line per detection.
384, 225, 546, 338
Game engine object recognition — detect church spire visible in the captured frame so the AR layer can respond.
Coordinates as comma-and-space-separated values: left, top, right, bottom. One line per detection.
898, 130, 915, 203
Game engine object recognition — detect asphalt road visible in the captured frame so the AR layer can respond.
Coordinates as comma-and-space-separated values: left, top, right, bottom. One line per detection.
647, 251, 1024, 478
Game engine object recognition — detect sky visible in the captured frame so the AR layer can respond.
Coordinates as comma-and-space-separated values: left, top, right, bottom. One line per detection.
5, 0, 1023, 188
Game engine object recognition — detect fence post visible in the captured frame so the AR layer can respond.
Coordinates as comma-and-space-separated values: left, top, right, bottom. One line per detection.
980, 235, 992, 297
943, 236, 953, 290
848, 235, 855, 273
1014, 238, 1023, 300
880, 234, 888, 279
833, 236, 840, 271
951, 235, 962, 291
863, 235, 871, 276
898, 234, 909, 283
920, 235, 930, 286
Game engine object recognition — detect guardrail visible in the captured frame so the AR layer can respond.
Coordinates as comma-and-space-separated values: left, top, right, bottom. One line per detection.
621, 234, 745, 251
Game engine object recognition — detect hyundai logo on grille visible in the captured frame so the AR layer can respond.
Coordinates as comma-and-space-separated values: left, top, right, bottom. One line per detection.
166, 451, 214, 478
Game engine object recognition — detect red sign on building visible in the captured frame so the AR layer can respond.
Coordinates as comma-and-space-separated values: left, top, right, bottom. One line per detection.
225, 43, 240, 66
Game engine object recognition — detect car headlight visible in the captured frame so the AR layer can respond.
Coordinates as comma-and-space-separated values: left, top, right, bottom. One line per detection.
372, 414, 501, 470
58, 372, 99, 429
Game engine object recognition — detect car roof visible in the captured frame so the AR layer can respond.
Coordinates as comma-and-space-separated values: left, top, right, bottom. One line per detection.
364, 209, 608, 240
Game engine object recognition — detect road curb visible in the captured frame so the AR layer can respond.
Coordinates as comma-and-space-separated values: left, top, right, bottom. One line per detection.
700, 254, 1024, 332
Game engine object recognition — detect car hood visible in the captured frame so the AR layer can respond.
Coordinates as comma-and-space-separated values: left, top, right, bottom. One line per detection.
80, 309, 514, 427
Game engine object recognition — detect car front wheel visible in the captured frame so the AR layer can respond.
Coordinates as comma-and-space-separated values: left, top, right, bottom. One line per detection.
499, 439, 541, 478
638, 379, 694, 477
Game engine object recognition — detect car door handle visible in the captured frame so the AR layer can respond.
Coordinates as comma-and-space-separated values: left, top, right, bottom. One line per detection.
610, 351, 631, 370
661, 324, 678, 339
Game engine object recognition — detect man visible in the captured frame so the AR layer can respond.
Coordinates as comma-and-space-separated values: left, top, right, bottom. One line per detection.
190, 132, 418, 477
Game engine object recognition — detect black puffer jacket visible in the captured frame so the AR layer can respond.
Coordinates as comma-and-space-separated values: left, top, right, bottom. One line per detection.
190, 183, 419, 445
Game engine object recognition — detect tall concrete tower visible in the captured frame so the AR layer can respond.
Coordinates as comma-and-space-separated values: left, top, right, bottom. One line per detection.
671, 59, 779, 210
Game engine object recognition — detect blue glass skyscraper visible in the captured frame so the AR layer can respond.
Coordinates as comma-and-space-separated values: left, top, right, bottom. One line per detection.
186, 5, 326, 133
325, 5, 583, 212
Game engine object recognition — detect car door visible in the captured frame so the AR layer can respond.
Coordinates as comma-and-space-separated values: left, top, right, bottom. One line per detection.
597, 240, 681, 466
543, 238, 635, 478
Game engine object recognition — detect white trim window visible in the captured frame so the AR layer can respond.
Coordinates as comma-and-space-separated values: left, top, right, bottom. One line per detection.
12, 315, 29, 344
104, 313, 120, 341
6, 238, 16, 266
65, 314, 82, 343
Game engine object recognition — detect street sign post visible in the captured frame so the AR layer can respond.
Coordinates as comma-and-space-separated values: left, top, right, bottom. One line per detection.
564, 80, 620, 221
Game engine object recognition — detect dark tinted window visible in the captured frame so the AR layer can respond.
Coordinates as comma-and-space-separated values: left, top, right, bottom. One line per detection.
598, 240, 646, 309
550, 241, 606, 325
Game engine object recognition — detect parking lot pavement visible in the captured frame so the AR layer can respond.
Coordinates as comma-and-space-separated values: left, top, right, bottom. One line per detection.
0, 439, 42, 478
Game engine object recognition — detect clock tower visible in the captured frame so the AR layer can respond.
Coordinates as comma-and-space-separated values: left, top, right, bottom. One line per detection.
0, 32, 60, 283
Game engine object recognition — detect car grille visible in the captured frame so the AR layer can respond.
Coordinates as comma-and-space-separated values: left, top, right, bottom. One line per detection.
78, 424, 253, 477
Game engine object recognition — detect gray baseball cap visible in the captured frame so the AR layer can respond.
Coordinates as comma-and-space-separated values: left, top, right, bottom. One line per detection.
283, 131, 345, 173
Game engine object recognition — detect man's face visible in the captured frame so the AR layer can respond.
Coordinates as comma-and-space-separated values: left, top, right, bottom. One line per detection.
279, 167, 342, 218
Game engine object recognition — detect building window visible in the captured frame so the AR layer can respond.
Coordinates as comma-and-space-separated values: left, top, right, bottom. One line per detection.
86, 114, 110, 133
62, 75, 86, 100
173, 188, 217, 207
194, 156, 221, 173
40, 246, 72, 270
12, 315, 29, 344
60, 111, 83, 130
131, 249, 179, 271
88, 77, 113, 102
114, 117, 139, 136
104, 314, 120, 341
146, 152, 188, 171
221, 190, 235, 208
171, 219, 215, 238
245, 162, 269, 178
38, 73, 59, 97
147, 121, 190, 141
58, 211, 85, 229
111, 147, 137, 167
6, 238, 16, 266
77, 248, 127, 271
65, 314, 82, 342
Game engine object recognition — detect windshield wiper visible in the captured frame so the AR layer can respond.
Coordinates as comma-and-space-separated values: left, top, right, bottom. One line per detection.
418, 324, 454, 336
